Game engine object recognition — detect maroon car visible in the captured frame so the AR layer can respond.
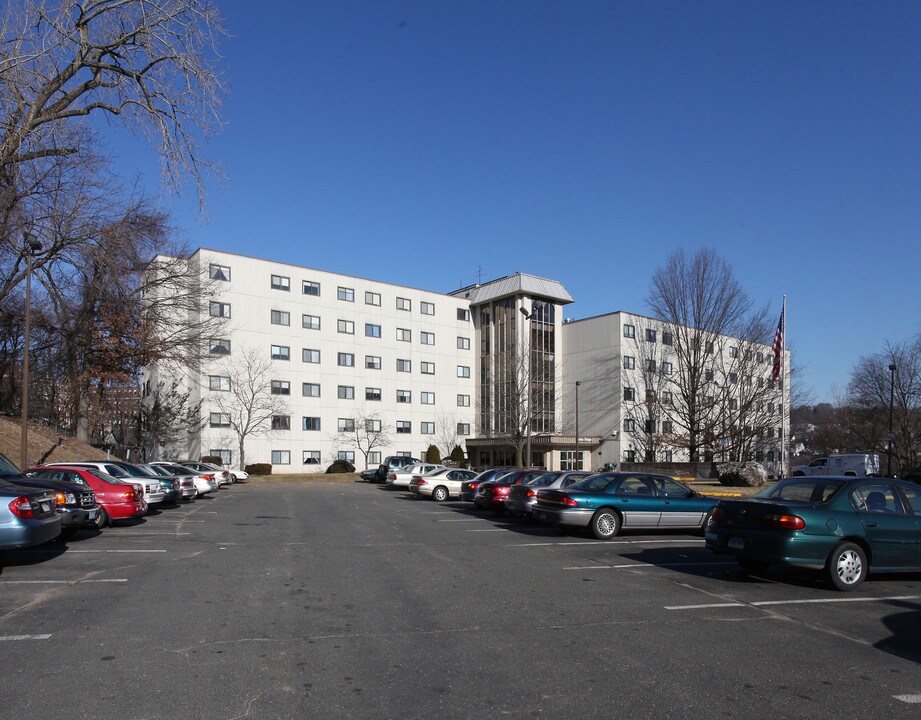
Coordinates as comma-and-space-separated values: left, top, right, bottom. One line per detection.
27, 466, 147, 528
473, 470, 544, 514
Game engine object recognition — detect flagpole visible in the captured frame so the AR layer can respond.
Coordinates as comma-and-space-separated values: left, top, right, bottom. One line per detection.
780, 296, 787, 479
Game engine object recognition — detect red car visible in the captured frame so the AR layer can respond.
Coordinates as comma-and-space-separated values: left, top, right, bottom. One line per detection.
27, 466, 147, 528
473, 470, 545, 514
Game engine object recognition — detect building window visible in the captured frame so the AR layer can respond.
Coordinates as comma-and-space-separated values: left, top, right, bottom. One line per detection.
303, 280, 320, 296
303, 450, 321, 464
338, 385, 355, 400
757, 351, 765, 363
729, 372, 738, 384
210, 338, 231, 355
662, 420, 673, 433
303, 417, 321, 431
338, 287, 354, 302
271, 345, 290, 361
271, 310, 290, 326
337, 451, 355, 463
271, 450, 291, 465
662, 391, 673, 405
663, 332, 673, 346
457, 365, 470, 378
366, 387, 382, 401
368, 451, 381, 465
730, 346, 738, 358
644, 419, 656, 434
396, 327, 411, 342
705, 368, 715, 382
271, 415, 290, 431
624, 449, 636, 463
623, 324, 635, 339
623, 356, 635, 370
662, 361, 673, 375
209, 375, 230, 391
646, 389, 657, 402
338, 418, 355, 432
421, 301, 434, 316
337, 319, 355, 335
645, 359, 656, 372
421, 422, 435, 434
457, 423, 471, 435
664, 450, 673, 462
397, 390, 411, 403
457, 394, 470, 407
210, 301, 231, 317
303, 348, 320, 364
421, 362, 435, 375
420, 332, 435, 345
646, 328, 657, 343
623, 387, 634, 401
210, 449, 232, 465
729, 399, 739, 410
365, 323, 381, 338
396, 421, 411, 434
338, 353, 355, 367
366, 419, 381, 432
457, 308, 470, 321
302, 383, 320, 397
457, 336, 470, 350
365, 291, 381, 306
396, 297, 411, 311
271, 380, 290, 395
209, 264, 230, 282
421, 392, 435, 405
396, 359, 411, 372
302, 314, 320, 330
366, 355, 381, 370
624, 418, 636, 432
560, 450, 584, 471
271, 274, 290, 291
209, 413, 231, 428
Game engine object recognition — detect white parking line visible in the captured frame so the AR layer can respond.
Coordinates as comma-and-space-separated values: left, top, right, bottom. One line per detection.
0, 579, 128, 584
103, 532, 190, 536
437, 519, 484, 523
665, 594, 921, 611
54, 549, 168, 554
466, 528, 510, 532
0, 635, 51, 641
894, 694, 921, 704
509, 539, 704, 547
564, 561, 734, 570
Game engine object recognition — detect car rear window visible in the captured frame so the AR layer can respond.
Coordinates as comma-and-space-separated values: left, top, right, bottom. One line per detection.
528, 472, 562, 487
755, 479, 845, 503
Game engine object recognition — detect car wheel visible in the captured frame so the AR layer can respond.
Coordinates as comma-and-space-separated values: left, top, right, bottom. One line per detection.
432, 486, 449, 502
95, 507, 109, 529
827, 542, 867, 591
590, 508, 621, 539
737, 557, 770, 574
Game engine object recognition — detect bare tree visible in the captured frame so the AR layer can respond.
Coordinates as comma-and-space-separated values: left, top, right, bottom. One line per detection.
435, 412, 460, 460
209, 346, 288, 470
138, 378, 203, 460
646, 247, 774, 463
331, 407, 391, 470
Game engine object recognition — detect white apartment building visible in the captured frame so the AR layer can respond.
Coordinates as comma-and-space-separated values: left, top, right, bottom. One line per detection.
144, 249, 789, 475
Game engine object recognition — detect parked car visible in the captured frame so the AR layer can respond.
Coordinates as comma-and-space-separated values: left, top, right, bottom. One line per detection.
459, 468, 515, 502
139, 463, 198, 501
387, 463, 445, 490
359, 469, 378, 482
505, 471, 593, 517
45, 462, 166, 508
473, 469, 544, 513
0, 477, 61, 549
532, 472, 717, 539
409, 468, 478, 501
177, 461, 233, 486
373, 456, 422, 483
706, 475, 921, 590
149, 461, 218, 497
26, 466, 147, 529
228, 467, 249, 482
792, 453, 880, 477
94, 460, 184, 503
0, 453, 98, 538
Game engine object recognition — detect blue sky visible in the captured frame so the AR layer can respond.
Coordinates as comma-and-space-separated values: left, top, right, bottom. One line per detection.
107, 1, 921, 404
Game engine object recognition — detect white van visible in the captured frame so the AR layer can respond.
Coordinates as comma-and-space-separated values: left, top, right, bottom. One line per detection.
792, 453, 880, 477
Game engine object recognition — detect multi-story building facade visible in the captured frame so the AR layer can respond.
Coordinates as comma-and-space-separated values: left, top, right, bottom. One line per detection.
143, 249, 789, 475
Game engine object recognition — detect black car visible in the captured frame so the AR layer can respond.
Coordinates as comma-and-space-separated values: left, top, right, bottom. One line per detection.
459, 468, 515, 502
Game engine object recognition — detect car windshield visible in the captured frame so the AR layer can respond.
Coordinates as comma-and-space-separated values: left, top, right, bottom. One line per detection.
569, 474, 615, 493
528, 472, 562, 487
144, 465, 169, 476
85, 469, 125, 485
755, 479, 845, 503
114, 463, 152, 478
0, 453, 21, 475
94, 464, 129, 478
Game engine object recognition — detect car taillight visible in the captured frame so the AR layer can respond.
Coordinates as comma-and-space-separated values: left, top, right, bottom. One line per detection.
469, 483, 479, 491
711, 507, 728, 524
561, 496, 578, 507
388, 472, 396, 480
418, 479, 427, 485
526, 489, 536, 497
761, 513, 806, 530
54, 491, 67, 505
9, 496, 37, 519
121, 489, 138, 501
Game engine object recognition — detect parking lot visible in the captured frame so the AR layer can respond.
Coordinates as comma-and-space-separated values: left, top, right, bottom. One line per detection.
2, 481, 921, 719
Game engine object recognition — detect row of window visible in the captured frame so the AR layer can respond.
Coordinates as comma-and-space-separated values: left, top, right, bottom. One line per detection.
623, 357, 674, 374
231, 415, 472, 436
623, 325, 774, 364
622, 416, 782, 438
269, 450, 380, 466
247, 379, 475, 406
209, 264, 472, 321
247, 346, 474, 376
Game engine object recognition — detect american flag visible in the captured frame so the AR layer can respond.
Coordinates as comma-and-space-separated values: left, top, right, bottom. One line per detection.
771, 302, 785, 382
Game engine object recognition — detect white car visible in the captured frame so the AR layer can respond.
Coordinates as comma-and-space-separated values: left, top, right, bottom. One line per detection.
149, 461, 217, 497
228, 467, 249, 482
409, 468, 479, 501
386, 463, 446, 489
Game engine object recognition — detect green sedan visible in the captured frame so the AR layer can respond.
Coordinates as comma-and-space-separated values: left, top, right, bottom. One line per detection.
706, 476, 921, 590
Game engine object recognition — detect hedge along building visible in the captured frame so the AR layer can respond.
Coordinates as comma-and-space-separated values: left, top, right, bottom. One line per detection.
142, 249, 788, 474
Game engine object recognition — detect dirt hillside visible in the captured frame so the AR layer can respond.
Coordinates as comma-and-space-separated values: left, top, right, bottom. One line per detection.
0, 415, 108, 469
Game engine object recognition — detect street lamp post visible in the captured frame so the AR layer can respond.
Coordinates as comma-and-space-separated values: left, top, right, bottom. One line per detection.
888, 362, 896, 476
574, 380, 581, 470
20, 231, 41, 470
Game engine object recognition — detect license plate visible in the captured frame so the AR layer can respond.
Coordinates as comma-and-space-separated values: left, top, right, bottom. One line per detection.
728, 537, 745, 550
40, 502, 50, 512
88, 508, 98, 520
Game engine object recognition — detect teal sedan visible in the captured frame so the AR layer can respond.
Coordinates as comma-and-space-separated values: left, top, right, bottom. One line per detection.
532, 472, 718, 539
706, 476, 921, 590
